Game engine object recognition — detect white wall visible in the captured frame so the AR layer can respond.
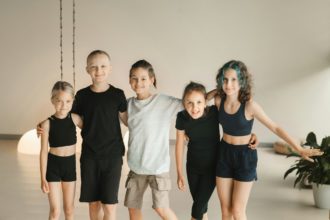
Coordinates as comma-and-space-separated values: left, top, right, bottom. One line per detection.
1, 0, 329, 142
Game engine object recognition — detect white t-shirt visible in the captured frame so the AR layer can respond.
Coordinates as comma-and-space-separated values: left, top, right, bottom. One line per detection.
127, 94, 182, 174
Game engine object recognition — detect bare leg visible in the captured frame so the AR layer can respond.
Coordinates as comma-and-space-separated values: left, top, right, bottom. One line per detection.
102, 204, 117, 220
216, 177, 234, 220
202, 213, 208, 220
89, 201, 102, 220
153, 207, 178, 220
128, 208, 143, 220
231, 180, 253, 220
48, 182, 62, 220
62, 181, 76, 220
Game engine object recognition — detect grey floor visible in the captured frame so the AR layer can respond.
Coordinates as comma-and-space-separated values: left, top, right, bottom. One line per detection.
0, 140, 328, 220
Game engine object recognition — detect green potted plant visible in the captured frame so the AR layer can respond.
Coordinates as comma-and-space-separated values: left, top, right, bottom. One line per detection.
284, 132, 330, 209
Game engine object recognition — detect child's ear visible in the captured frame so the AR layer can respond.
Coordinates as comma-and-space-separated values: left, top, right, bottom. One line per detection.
85, 66, 89, 74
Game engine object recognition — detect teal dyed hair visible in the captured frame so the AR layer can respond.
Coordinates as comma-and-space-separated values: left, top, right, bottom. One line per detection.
216, 60, 252, 103
217, 61, 246, 89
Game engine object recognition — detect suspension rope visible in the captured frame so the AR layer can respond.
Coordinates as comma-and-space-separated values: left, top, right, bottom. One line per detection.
59, 0, 76, 89
59, 0, 63, 81
72, 0, 76, 89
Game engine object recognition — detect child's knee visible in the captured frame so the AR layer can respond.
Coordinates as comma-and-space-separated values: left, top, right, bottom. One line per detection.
89, 201, 101, 212
153, 207, 166, 217
103, 204, 116, 215
232, 206, 245, 219
220, 205, 232, 217
49, 207, 61, 219
154, 207, 173, 219
63, 205, 74, 216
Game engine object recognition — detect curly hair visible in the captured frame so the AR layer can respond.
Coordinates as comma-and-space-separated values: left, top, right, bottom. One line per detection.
216, 60, 252, 103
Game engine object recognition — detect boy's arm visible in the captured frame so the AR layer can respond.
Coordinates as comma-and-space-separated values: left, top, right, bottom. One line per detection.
119, 111, 128, 127
71, 113, 83, 129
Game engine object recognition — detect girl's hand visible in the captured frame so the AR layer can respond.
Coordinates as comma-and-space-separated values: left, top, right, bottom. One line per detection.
41, 179, 49, 193
298, 148, 324, 162
177, 175, 185, 191
248, 133, 259, 149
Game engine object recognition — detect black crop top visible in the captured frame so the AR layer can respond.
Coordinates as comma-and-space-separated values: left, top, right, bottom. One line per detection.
218, 100, 254, 136
48, 114, 77, 147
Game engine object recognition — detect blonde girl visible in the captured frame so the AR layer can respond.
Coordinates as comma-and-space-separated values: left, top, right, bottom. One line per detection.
39, 81, 82, 220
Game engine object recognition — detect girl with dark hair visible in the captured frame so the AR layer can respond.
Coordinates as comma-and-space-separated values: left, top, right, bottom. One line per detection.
214, 60, 323, 220
124, 60, 180, 220
175, 81, 219, 220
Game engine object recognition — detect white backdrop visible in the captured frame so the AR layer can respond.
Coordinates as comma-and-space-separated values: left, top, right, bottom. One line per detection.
0, 0, 329, 142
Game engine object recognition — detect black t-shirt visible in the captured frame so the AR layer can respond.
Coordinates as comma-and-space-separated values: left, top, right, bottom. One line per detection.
72, 85, 127, 160
176, 105, 220, 173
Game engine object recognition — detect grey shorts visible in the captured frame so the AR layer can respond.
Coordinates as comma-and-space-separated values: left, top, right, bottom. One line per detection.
124, 171, 171, 209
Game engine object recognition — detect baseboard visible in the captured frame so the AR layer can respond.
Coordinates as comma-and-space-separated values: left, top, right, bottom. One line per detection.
169, 139, 273, 148
0, 134, 21, 140
259, 142, 273, 148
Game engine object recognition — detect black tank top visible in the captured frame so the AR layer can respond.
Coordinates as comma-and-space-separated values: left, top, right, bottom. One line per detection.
48, 114, 77, 147
218, 100, 254, 136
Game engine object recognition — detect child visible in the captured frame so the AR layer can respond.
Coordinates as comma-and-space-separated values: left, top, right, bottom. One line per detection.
72, 50, 127, 220
175, 82, 219, 220
214, 60, 323, 220
123, 60, 180, 220
39, 81, 83, 220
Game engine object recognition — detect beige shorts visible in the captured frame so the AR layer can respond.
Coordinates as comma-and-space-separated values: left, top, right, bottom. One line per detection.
124, 171, 171, 209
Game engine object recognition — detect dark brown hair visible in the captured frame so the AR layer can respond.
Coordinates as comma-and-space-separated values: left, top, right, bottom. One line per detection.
182, 81, 207, 104
182, 81, 209, 117
129, 60, 157, 88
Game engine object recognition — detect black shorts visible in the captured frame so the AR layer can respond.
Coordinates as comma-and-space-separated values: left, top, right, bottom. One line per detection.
46, 153, 76, 182
79, 157, 123, 204
216, 139, 257, 182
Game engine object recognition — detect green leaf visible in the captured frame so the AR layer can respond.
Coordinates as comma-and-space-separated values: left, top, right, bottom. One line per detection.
305, 132, 318, 148
321, 136, 330, 150
284, 167, 297, 179
294, 174, 303, 188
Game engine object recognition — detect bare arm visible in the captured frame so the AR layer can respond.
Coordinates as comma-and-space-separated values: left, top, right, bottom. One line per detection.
71, 113, 83, 129
175, 129, 186, 191
39, 120, 50, 193
206, 89, 218, 102
119, 111, 128, 127
214, 95, 221, 110
250, 101, 323, 161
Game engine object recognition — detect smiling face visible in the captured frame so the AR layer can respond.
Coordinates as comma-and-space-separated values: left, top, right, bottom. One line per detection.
51, 90, 74, 118
86, 53, 111, 84
129, 67, 155, 97
183, 90, 206, 119
222, 68, 241, 97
